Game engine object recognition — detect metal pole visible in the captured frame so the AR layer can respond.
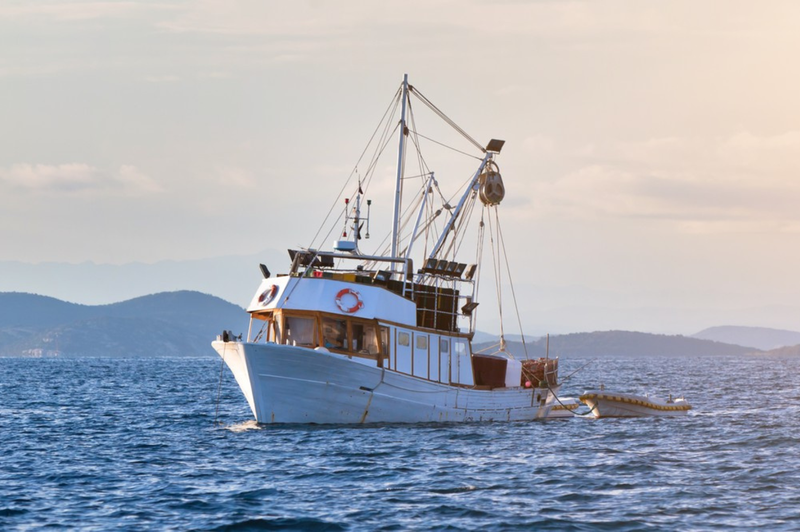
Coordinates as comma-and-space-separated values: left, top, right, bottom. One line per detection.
428, 153, 492, 260
390, 74, 409, 267
406, 172, 435, 260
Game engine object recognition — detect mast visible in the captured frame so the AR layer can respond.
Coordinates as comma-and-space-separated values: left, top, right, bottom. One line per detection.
390, 74, 409, 266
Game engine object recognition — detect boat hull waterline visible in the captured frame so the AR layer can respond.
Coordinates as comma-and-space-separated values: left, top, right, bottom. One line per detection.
213, 341, 559, 424
579, 390, 691, 418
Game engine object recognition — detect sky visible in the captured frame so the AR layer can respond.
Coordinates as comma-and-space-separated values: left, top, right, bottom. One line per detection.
2, 1, 800, 334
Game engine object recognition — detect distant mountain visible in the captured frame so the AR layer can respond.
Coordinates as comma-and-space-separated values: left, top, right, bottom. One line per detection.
5, 258, 800, 336
0, 291, 246, 357
471, 331, 539, 344
474, 330, 754, 358
692, 326, 800, 350
0, 293, 772, 359
0, 249, 286, 309
756, 344, 800, 357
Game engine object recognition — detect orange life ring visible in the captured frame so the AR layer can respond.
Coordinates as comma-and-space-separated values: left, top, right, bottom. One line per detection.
258, 284, 279, 306
335, 288, 363, 313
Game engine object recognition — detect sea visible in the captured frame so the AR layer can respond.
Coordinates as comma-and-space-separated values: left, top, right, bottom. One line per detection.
2, 355, 799, 531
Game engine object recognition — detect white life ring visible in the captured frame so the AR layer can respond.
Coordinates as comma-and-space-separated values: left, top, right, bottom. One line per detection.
335, 288, 363, 313
258, 284, 279, 306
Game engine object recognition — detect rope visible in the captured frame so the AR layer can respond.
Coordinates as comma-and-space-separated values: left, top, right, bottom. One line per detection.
308, 87, 401, 250
486, 206, 505, 346
406, 128, 483, 160
214, 342, 228, 426
285, 115, 400, 301
471, 210, 486, 329
252, 319, 268, 343
494, 207, 529, 359
449, 191, 478, 258
473, 341, 502, 354
408, 85, 485, 153
537, 360, 599, 418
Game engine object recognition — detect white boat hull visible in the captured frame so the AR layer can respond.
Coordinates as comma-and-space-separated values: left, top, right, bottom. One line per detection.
213, 340, 557, 424
545, 397, 580, 419
579, 390, 691, 418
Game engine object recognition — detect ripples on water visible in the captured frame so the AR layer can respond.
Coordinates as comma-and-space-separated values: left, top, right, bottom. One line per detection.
1, 356, 799, 531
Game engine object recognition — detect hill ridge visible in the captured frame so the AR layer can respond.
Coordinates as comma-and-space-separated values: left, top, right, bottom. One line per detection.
2, 292, 792, 358
0, 291, 245, 357
692, 325, 800, 350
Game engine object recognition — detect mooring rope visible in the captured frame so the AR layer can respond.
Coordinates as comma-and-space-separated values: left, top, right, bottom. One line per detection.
214, 342, 227, 426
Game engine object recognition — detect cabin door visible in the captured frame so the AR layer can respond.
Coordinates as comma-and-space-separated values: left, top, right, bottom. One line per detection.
437, 337, 449, 384
429, 336, 440, 382
453, 339, 474, 386
412, 333, 429, 379
394, 329, 413, 375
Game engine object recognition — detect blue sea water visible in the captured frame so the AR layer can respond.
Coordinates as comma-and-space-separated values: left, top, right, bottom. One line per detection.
1, 355, 799, 531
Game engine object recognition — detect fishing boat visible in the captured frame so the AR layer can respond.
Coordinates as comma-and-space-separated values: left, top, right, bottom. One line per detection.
579, 390, 692, 418
212, 74, 560, 424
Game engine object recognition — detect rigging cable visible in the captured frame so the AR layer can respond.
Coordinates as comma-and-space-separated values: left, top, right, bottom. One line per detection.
308, 87, 401, 250
408, 85, 485, 153
471, 207, 487, 332
495, 207, 529, 359
406, 128, 483, 160
486, 205, 506, 350
301, 102, 401, 270
448, 190, 479, 259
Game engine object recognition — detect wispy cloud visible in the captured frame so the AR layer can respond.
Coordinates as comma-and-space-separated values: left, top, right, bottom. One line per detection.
116, 165, 163, 194
519, 130, 800, 232
0, 2, 153, 21
215, 166, 256, 188
0, 163, 162, 195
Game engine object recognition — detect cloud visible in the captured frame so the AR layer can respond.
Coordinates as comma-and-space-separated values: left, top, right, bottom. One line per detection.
215, 166, 256, 188
521, 130, 800, 232
155, 1, 343, 36
116, 165, 163, 194
0, 163, 97, 191
0, 163, 162, 196
0, 2, 151, 21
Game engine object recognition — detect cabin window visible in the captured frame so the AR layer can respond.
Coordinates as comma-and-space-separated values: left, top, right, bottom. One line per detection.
416, 335, 428, 349
285, 316, 317, 346
270, 317, 282, 343
398, 332, 410, 347
322, 317, 349, 350
454, 339, 467, 356
352, 322, 380, 355
395, 329, 412, 374
252, 313, 277, 343
274, 316, 285, 344
380, 327, 390, 356
438, 337, 450, 383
